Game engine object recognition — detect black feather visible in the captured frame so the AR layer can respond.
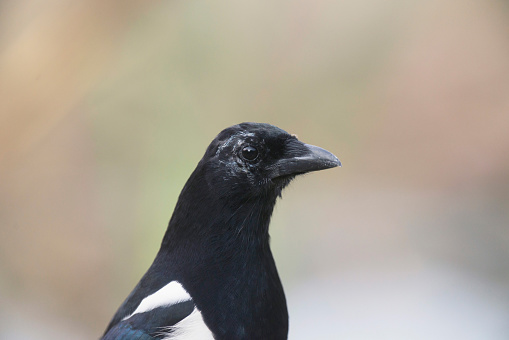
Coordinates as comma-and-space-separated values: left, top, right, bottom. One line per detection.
101, 123, 340, 339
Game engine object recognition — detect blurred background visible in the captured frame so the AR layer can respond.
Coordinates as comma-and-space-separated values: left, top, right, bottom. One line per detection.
1, 0, 509, 339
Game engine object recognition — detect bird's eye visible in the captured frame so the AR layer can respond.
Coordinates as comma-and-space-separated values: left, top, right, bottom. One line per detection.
241, 146, 259, 161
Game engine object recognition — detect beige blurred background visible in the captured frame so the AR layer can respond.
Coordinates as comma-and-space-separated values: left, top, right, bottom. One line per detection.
1, 0, 509, 339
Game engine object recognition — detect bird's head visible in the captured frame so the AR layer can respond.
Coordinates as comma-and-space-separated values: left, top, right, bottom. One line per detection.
163, 122, 340, 245
198, 122, 341, 201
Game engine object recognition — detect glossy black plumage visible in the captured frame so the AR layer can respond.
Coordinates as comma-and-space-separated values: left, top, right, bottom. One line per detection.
101, 123, 340, 340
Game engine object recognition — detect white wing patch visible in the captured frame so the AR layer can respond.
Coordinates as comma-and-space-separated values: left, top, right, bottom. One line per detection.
160, 307, 215, 340
123, 281, 215, 339
123, 281, 192, 320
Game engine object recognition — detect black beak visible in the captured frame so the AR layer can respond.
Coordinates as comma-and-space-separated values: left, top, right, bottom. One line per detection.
269, 142, 341, 179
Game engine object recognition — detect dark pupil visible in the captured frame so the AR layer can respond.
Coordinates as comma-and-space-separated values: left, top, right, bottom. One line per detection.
242, 146, 258, 161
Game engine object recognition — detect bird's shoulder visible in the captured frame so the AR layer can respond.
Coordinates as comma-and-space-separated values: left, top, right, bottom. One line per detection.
102, 281, 214, 340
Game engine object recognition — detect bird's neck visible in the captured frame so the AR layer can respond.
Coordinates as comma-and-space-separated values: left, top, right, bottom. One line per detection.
156, 167, 288, 338
161, 166, 278, 249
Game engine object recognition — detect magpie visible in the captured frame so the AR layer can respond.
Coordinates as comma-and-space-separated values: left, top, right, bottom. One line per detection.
101, 122, 341, 340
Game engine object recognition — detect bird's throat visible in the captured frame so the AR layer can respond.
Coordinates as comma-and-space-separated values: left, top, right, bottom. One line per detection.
161, 166, 280, 250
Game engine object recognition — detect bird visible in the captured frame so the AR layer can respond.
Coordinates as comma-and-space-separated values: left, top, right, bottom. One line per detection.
101, 122, 341, 340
